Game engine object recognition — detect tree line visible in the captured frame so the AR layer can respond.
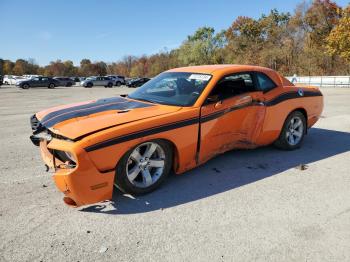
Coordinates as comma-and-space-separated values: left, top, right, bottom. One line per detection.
1, 0, 349, 78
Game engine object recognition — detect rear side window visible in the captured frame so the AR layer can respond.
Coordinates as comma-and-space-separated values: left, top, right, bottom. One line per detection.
210, 73, 257, 100
256, 73, 277, 92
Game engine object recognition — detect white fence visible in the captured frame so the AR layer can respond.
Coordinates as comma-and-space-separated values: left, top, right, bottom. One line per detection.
286, 76, 350, 88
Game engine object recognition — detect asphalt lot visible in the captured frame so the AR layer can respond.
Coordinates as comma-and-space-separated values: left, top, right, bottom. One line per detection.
0, 85, 349, 262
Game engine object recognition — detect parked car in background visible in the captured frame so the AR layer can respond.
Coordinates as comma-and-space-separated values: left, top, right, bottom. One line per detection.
80, 76, 114, 88
16, 76, 60, 89
3, 75, 15, 85
23, 75, 42, 79
70, 77, 81, 82
127, 77, 150, 88
12, 76, 28, 85
54, 77, 75, 87
0, 75, 3, 86
106, 75, 125, 86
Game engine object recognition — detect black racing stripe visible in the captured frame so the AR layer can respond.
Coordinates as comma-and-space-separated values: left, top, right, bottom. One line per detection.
201, 101, 261, 123
41, 96, 126, 123
41, 98, 153, 128
85, 117, 199, 152
265, 90, 322, 106
201, 110, 226, 123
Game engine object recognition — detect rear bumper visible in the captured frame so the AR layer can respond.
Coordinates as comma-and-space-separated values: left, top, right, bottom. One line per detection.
39, 139, 115, 207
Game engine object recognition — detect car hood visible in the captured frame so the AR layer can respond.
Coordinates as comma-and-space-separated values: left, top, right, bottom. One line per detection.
35, 96, 181, 139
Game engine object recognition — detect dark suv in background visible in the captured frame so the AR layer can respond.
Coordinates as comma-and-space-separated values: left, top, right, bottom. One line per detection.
53, 77, 75, 87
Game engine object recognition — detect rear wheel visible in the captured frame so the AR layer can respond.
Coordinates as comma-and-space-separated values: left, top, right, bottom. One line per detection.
115, 140, 173, 195
107, 82, 113, 88
116, 81, 121, 87
274, 111, 306, 150
48, 83, 55, 89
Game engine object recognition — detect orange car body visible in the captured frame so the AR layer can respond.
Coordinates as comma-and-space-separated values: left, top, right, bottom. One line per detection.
30, 65, 323, 207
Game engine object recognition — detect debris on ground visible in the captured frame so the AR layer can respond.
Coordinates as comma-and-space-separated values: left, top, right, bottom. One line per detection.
86, 230, 91, 234
295, 164, 309, 171
212, 167, 221, 173
42, 184, 48, 188
99, 246, 108, 253
246, 163, 268, 170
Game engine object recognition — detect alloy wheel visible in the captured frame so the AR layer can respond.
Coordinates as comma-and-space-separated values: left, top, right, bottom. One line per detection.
126, 142, 165, 188
286, 116, 304, 146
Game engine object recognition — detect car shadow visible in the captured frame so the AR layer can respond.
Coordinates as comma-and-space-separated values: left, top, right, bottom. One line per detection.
80, 127, 350, 215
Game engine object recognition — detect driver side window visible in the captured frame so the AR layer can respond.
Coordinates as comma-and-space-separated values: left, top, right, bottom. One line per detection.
209, 73, 256, 101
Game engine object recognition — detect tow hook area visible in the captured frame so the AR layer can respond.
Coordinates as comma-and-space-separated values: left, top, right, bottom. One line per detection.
63, 197, 77, 207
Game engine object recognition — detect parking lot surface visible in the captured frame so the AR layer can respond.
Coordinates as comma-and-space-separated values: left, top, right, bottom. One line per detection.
0, 85, 349, 262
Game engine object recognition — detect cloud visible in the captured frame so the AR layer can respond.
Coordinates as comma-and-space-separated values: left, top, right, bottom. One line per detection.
38, 31, 52, 41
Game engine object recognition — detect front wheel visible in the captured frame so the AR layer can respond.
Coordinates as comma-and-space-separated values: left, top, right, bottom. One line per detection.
274, 111, 306, 150
22, 83, 30, 89
115, 140, 173, 195
48, 83, 55, 89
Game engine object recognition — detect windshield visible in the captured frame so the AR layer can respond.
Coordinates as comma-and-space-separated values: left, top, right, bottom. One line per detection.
128, 72, 212, 106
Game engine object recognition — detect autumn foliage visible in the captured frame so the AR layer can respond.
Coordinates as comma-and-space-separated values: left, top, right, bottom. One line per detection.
1, 0, 349, 77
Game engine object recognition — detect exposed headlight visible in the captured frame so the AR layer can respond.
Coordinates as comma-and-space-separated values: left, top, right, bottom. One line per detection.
33, 132, 52, 141
64, 151, 76, 163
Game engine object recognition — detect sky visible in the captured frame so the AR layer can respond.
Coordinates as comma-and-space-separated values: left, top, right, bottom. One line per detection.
1, 0, 349, 66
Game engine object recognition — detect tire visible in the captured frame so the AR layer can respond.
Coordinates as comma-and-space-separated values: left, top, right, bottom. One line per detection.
116, 81, 121, 87
107, 82, 113, 88
115, 140, 173, 195
274, 111, 306, 150
86, 82, 93, 88
66, 83, 72, 87
48, 83, 55, 89
22, 83, 30, 89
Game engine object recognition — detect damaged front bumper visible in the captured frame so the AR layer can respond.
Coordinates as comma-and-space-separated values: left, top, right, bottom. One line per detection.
30, 114, 115, 207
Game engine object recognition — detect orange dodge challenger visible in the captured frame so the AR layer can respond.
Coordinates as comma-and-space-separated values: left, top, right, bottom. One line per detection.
30, 65, 323, 207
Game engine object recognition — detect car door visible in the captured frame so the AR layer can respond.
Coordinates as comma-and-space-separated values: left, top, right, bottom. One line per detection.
41, 77, 49, 87
99, 77, 106, 86
199, 72, 266, 163
31, 77, 41, 87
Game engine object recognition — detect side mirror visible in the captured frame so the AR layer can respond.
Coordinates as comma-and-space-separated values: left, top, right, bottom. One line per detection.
206, 95, 220, 104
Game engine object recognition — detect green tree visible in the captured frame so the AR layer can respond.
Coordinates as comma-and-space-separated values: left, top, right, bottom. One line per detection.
326, 6, 350, 65
178, 27, 226, 66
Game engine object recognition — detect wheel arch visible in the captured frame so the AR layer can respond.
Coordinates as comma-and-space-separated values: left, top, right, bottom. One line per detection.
112, 138, 180, 176
156, 138, 180, 173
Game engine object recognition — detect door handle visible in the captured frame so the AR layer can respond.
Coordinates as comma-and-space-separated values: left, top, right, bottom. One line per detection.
214, 101, 223, 109
236, 95, 253, 106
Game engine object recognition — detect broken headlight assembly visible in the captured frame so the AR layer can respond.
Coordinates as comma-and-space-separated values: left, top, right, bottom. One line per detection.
30, 131, 52, 146
50, 149, 77, 169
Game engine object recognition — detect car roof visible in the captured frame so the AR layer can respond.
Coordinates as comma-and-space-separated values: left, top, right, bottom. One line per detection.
167, 64, 277, 75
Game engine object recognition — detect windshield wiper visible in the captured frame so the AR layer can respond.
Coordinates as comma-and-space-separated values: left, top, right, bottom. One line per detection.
128, 96, 156, 104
